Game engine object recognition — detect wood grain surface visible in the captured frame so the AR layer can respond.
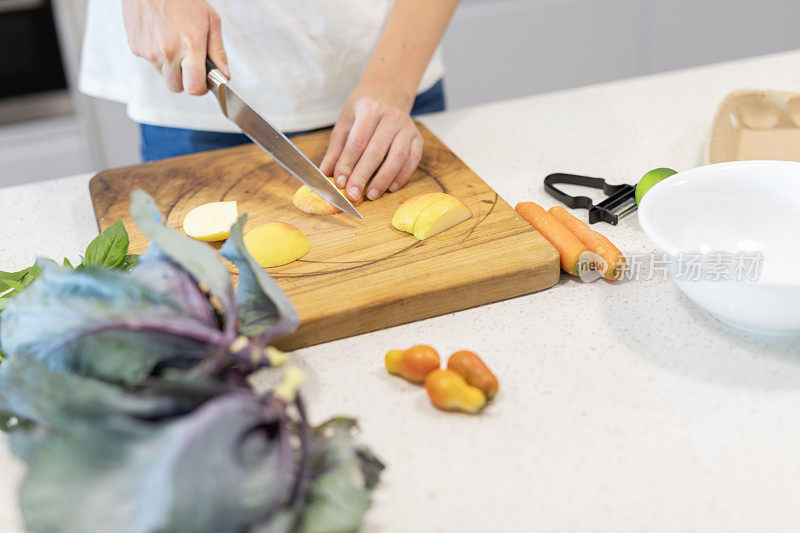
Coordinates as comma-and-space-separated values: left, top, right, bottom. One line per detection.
89, 124, 559, 350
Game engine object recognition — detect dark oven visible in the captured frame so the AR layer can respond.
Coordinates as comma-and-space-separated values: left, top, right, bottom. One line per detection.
0, 0, 71, 124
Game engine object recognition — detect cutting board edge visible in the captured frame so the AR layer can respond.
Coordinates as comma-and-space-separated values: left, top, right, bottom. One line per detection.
88, 173, 107, 234
284, 224, 560, 323
274, 251, 561, 351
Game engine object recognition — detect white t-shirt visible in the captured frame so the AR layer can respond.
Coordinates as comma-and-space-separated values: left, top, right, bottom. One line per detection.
79, 1, 445, 133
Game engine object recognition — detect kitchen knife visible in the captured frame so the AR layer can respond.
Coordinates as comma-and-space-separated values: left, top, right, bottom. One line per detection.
205, 59, 362, 219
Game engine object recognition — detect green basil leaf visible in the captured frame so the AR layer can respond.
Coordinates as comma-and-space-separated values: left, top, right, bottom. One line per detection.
2, 278, 24, 291
84, 220, 129, 268
0, 266, 36, 292
120, 254, 140, 272
18, 264, 42, 288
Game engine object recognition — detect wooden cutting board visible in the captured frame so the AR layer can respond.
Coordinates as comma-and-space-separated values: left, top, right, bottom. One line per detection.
90, 124, 559, 350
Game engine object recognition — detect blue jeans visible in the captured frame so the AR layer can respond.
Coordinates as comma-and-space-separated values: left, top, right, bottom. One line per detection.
139, 79, 446, 162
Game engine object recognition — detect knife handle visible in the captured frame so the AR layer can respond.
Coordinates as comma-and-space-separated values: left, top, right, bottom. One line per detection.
206, 58, 227, 90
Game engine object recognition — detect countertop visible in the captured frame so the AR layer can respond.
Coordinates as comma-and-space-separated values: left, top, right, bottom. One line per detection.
2, 51, 800, 532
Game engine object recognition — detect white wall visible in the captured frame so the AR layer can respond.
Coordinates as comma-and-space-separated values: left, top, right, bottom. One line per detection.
4, 0, 800, 186
443, 0, 800, 108
641, 0, 800, 73
443, 0, 641, 108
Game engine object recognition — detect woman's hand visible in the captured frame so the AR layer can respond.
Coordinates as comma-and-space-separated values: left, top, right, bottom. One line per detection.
320, 78, 423, 201
122, 0, 230, 95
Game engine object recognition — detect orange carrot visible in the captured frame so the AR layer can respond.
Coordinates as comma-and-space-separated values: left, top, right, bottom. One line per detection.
515, 202, 587, 275
548, 206, 626, 280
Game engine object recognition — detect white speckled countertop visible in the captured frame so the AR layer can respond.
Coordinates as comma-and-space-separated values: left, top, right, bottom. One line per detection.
2, 51, 800, 532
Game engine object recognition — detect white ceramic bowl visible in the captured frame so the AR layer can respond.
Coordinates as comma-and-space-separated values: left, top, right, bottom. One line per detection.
638, 160, 800, 335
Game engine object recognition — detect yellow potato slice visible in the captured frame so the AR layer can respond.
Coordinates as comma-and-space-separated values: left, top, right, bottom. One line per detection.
391, 193, 450, 233
243, 222, 310, 268
392, 192, 471, 240
182, 201, 238, 242
412, 196, 472, 240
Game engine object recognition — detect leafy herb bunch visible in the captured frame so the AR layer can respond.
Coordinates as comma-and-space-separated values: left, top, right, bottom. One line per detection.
0, 190, 383, 533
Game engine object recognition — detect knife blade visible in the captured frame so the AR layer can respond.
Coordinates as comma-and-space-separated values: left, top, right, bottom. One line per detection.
205, 59, 362, 219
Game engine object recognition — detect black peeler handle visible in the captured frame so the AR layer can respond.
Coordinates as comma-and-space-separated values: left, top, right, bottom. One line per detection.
544, 173, 635, 225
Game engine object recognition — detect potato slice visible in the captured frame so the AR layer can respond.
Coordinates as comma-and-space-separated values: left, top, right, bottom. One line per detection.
293, 183, 341, 215
392, 193, 471, 240
391, 193, 450, 233
244, 222, 310, 268
182, 201, 238, 242
412, 196, 472, 240
292, 177, 362, 215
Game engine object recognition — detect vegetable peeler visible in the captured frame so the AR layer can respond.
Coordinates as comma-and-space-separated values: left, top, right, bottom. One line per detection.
543, 173, 637, 225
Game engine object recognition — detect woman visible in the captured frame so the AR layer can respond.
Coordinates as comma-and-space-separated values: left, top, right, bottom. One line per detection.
79, 0, 459, 202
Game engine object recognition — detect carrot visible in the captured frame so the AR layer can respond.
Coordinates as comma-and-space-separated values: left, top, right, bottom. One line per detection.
515, 202, 588, 275
548, 206, 626, 280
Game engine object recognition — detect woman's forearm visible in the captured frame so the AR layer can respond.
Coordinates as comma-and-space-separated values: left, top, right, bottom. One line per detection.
319, 0, 459, 201
361, 0, 460, 108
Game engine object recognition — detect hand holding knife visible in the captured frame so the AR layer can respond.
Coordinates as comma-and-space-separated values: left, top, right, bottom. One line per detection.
206, 59, 363, 219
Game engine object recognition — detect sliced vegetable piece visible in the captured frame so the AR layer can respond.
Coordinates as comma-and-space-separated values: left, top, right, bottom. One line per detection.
182, 201, 238, 242
392, 192, 471, 240
293, 178, 361, 215
392, 193, 448, 233
243, 222, 310, 268
412, 195, 472, 240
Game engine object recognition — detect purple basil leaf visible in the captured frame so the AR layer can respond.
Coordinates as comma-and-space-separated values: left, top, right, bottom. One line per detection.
253, 417, 385, 533
130, 189, 237, 338
0, 355, 210, 435
16, 392, 292, 533
130, 257, 217, 328
0, 263, 223, 385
